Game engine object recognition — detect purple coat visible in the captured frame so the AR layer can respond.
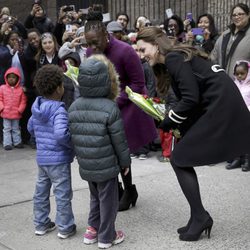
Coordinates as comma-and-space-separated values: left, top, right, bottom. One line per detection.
87, 36, 157, 152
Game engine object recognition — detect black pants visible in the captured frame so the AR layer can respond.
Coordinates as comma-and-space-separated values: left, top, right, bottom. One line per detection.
88, 177, 118, 243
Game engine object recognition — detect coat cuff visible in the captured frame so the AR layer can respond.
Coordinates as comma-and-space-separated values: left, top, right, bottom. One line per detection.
168, 109, 187, 124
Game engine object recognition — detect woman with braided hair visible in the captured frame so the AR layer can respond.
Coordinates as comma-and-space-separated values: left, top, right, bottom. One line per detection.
84, 11, 158, 211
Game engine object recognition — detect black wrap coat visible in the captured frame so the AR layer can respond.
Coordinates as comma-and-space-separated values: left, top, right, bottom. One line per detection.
164, 52, 250, 167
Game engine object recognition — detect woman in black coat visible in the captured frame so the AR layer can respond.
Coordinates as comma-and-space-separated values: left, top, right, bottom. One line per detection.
136, 27, 250, 241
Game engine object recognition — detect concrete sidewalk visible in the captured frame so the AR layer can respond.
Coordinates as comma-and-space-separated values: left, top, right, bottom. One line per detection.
0, 147, 250, 250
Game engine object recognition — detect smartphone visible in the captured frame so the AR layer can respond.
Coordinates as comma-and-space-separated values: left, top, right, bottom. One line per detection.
165, 8, 173, 18
192, 28, 204, 35
79, 8, 89, 14
103, 13, 111, 23
186, 12, 192, 21
33, 0, 42, 4
65, 24, 72, 32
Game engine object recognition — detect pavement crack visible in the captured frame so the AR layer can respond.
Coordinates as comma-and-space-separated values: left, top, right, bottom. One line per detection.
0, 187, 88, 208
0, 242, 14, 250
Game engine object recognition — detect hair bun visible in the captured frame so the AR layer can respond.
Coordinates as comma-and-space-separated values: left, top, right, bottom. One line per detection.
86, 11, 103, 22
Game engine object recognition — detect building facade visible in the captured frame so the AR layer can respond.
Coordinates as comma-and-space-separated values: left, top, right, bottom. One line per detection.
1, 0, 249, 33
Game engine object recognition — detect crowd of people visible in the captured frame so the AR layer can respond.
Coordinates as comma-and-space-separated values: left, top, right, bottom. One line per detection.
0, 2, 250, 248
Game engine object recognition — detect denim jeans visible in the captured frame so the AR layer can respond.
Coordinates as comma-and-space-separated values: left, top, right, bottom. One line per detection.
3, 118, 21, 147
33, 163, 75, 233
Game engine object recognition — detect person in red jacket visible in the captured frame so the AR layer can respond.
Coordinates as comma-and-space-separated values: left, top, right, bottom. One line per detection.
0, 67, 27, 150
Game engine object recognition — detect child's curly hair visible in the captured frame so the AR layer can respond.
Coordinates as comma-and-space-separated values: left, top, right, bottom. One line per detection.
34, 65, 63, 97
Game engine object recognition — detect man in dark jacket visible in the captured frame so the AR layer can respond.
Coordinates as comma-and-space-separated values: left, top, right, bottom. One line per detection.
24, 3, 54, 34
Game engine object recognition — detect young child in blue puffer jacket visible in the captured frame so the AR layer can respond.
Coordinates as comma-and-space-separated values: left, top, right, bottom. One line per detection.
27, 64, 76, 239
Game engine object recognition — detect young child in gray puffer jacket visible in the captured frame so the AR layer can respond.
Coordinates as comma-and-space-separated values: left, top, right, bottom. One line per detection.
68, 54, 130, 249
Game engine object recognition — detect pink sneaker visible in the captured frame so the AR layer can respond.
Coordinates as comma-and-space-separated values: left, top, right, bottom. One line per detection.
83, 226, 97, 244
98, 230, 125, 249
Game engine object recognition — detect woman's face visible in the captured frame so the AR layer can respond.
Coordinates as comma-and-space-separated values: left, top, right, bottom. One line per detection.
28, 31, 40, 49
136, 39, 158, 66
85, 30, 108, 54
198, 16, 210, 30
117, 15, 128, 29
231, 7, 249, 30
41, 36, 55, 54
8, 33, 19, 48
168, 19, 179, 36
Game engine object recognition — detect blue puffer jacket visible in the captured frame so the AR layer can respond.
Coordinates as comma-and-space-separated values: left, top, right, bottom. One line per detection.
28, 97, 74, 165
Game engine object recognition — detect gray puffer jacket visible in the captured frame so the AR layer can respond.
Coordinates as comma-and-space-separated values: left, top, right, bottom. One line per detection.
68, 57, 131, 182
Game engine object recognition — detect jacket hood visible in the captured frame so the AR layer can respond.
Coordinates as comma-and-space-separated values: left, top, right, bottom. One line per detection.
4, 67, 21, 87
63, 52, 81, 67
31, 96, 64, 122
78, 57, 111, 98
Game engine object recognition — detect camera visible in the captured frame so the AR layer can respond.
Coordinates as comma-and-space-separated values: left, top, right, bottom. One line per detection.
63, 5, 75, 12
167, 27, 175, 37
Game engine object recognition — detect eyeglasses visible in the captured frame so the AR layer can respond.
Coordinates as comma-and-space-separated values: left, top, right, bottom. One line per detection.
232, 13, 246, 18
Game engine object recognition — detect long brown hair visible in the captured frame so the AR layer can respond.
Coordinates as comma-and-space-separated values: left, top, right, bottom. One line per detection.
136, 26, 208, 95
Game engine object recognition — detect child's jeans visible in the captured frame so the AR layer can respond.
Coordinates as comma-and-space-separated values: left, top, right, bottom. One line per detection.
33, 163, 75, 234
88, 177, 118, 243
3, 118, 21, 146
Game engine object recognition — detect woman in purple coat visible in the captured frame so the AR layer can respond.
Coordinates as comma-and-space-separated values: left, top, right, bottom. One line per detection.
84, 12, 158, 211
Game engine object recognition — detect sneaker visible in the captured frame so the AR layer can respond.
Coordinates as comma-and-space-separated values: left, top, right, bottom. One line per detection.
130, 153, 138, 159
35, 221, 56, 236
138, 154, 147, 160
98, 230, 125, 249
4, 145, 12, 151
83, 226, 97, 244
14, 143, 24, 148
158, 156, 170, 163
57, 224, 76, 239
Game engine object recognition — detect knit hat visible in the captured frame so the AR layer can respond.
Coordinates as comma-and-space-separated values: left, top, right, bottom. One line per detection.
107, 21, 123, 33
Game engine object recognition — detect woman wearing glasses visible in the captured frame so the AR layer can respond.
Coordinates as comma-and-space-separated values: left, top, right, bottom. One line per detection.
211, 3, 250, 78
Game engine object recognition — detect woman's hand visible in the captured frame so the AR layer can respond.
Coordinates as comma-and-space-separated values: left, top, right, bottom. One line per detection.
68, 36, 84, 48
159, 117, 178, 132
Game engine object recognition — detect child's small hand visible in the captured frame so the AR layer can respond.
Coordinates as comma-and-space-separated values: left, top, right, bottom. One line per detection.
123, 167, 130, 176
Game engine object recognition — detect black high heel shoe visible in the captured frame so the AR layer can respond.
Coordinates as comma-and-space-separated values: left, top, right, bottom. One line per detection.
177, 217, 192, 234
179, 216, 213, 241
177, 211, 210, 234
118, 184, 138, 211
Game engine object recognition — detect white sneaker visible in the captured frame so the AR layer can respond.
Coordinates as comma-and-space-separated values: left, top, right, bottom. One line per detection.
98, 230, 125, 249
57, 224, 76, 239
35, 222, 56, 236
